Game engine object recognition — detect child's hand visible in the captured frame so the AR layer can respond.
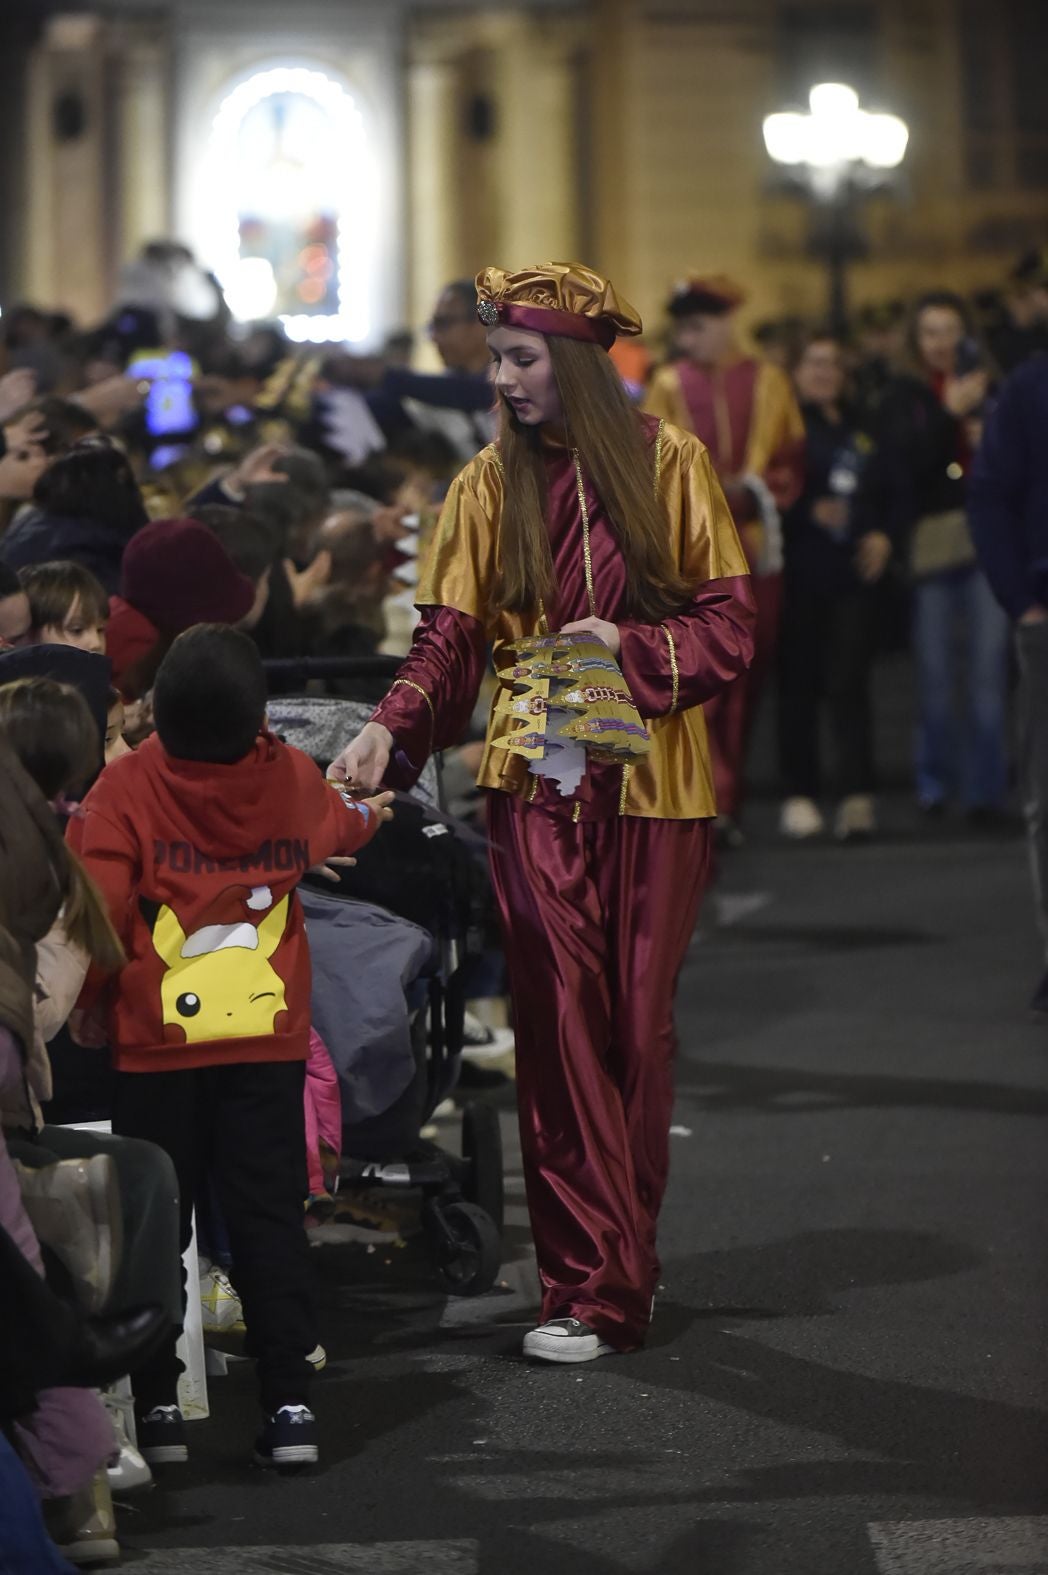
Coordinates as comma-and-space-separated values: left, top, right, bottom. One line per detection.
308, 855, 357, 884
364, 790, 395, 826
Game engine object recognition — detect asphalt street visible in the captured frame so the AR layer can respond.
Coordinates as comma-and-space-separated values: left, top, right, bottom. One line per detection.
113, 785, 1048, 1575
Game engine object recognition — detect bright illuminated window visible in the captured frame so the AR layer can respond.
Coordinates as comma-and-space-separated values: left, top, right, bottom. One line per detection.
205, 66, 376, 344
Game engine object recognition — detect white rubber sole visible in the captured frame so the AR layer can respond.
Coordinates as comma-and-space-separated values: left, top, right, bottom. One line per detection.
522, 1330, 615, 1364
54, 1538, 120, 1565
255, 1444, 319, 1468
139, 1444, 187, 1465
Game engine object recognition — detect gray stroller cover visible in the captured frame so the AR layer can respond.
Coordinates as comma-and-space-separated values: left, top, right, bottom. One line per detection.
302, 886, 435, 1126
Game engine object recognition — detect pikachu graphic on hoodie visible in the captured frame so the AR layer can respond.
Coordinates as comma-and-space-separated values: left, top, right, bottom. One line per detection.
151, 886, 289, 1043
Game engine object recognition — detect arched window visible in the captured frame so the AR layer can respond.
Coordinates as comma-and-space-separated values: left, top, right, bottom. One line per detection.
204, 65, 376, 343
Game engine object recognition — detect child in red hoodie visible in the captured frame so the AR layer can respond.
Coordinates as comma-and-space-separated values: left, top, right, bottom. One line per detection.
71, 624, 392, 1470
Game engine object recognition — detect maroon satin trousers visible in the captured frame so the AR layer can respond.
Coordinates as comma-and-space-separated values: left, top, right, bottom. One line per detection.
486, 792, 712, 1349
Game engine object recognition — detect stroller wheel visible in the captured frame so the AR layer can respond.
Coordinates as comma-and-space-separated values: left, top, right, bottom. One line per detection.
429, 1200, 501, 1297
461, 1102, 505, 1238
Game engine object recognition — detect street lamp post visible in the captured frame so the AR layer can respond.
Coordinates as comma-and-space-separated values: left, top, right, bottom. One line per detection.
762, 83, 909, 334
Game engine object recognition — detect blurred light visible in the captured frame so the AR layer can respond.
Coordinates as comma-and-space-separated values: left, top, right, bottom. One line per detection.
762, 113, 808, 166
763, 82, 909, 177
281, 314, 355, 344
863, 113, 909, 169
204, 66, 377, 343
223, 257, 277, 321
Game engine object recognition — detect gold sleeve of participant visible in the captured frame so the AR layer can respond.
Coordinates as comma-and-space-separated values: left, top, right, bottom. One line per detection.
416, 448, 503, 627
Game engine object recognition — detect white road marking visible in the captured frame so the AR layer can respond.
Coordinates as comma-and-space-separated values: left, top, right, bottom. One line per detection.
123, 1542, 479, 1573
869, 1517, 1048, 1573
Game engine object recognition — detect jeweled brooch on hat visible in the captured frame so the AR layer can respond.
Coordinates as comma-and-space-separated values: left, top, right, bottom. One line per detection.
477, 299, 501, 327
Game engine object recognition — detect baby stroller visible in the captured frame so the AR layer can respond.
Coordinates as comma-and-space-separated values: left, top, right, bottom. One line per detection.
264, 657, 504, 1297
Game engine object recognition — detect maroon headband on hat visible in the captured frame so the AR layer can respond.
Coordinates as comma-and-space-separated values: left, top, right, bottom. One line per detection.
477, 298, 616, 350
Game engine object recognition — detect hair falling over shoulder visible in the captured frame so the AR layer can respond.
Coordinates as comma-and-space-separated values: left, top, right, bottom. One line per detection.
62, 845, 125, 974
493, 337, 693, 624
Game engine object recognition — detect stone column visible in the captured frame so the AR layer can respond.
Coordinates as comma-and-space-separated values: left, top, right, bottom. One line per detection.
491, 14, 581, 265
114, 21, 171, 265
23, 14, 112, 322
406, 52, 463, 360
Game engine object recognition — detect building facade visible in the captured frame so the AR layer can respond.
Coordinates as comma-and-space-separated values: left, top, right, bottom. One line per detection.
3, 0, 1046, 345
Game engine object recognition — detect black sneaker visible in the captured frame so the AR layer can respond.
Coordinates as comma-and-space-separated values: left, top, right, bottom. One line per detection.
254, 1404, 318, 1469
136, 1404, 188, 1464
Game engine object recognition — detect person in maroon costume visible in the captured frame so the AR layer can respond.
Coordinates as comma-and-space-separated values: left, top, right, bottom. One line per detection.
330, 264, 755, 1363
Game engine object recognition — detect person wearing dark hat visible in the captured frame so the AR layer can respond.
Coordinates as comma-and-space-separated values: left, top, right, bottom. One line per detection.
645, 275, 805, 843
106, 518, 256, 699
331, 262, 755, 1365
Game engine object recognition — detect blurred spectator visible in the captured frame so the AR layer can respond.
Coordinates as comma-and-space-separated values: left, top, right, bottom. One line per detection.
778, 334, 891, 842
331, 280, 496, 462
0, 562, 32, 648
189, 504, 275, 632
985, 250, 1048, 374
107, 518, 255, 699
1, 439, 148, 592
304, 507, 388, 667
969, 357, 1048, 1007
870, 291, 1009, 821
645, 273, 805, 843
851, 300, 907, 423
20, 562, 110, 655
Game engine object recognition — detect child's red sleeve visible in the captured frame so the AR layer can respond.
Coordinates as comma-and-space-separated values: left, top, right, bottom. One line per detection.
311, 779, 385, 864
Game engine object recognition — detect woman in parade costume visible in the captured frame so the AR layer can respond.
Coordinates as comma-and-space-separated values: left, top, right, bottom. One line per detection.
330, 264, 755, 1363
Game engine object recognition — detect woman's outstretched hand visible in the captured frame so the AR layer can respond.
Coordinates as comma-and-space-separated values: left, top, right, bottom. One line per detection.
560, 617, 621, 657
328, 722, 394, 794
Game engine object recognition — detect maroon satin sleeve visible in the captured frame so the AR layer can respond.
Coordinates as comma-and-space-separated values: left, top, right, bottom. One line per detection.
617, 574, 756, 718
370, 605, 488, 788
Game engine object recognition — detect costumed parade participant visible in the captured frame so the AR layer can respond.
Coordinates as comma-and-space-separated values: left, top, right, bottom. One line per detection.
330, 263, 755, 1362
645, 275, 804, 840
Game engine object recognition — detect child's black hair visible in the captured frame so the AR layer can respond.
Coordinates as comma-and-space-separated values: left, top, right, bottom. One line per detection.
153, 624, 267, 765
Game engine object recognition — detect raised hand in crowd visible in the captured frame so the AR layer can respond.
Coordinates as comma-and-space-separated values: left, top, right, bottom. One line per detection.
854, 529, 893, 584
73, 373, 146, 426
942, 369, 989, 420
0, 367, 37, 424
283, 549, 332, 609
223, 441, 292, 497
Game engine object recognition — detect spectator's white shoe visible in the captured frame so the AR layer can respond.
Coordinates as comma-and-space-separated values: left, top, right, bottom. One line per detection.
834, 794, 877, 842
461, 1011, 516, 1064
780, 797, 825, 840
523, 1318, 615, 1364
44, 1471, 120, 1565
103, 1384, 153, 1494
199, 1263, 245, 1334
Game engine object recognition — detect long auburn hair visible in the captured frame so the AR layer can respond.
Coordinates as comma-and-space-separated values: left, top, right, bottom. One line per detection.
494, 336, 693, 622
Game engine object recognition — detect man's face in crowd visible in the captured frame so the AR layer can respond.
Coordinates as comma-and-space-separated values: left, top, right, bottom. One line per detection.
673, 311, 736, 367
0, 590, 32, 649
429, 289, 489, 373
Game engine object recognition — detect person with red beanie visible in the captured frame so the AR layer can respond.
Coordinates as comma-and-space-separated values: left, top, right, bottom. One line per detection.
106, 518, 256, 699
